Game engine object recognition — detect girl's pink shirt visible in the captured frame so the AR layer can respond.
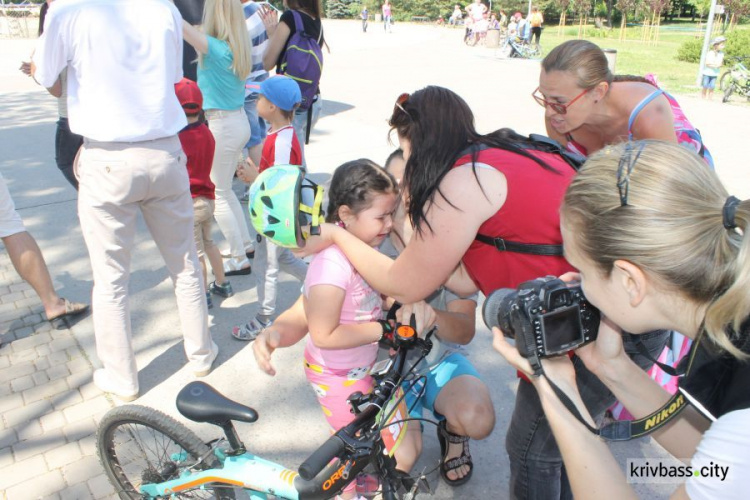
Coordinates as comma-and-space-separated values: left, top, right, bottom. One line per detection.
303, 244, 381, 370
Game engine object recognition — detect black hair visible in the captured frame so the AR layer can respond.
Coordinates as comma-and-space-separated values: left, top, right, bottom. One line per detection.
326, 159, 398, 223
388, 85, 561, 234
286, 0, 322, 19
39, 2, 49, 36
384, 149, 404, 170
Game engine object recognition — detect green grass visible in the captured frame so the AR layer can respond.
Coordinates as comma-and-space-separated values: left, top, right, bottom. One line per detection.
539, 24, 738, 95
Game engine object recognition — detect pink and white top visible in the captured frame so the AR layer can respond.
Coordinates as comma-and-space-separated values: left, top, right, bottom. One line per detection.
304, 245, 382, 370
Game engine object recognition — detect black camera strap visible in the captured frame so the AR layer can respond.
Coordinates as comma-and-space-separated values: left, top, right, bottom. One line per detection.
540, 334, 704, 441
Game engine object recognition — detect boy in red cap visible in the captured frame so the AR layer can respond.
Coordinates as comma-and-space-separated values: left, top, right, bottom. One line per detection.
175, 78, 233, 309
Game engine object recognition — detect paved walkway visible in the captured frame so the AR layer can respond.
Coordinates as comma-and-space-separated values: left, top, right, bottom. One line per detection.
2, 19, 747, 500
0, 251, 116, 499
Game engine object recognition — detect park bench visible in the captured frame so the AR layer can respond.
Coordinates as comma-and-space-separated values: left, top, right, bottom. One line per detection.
411, 16, 429, 23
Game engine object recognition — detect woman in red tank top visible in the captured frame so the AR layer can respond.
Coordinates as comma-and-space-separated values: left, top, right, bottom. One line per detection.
299, 86, 577, 302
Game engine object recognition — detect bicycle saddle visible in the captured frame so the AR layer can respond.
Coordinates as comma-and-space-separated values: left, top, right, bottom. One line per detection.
176, 381, 258, 425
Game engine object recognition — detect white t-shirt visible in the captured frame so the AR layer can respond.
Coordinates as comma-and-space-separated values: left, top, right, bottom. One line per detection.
33, 0, 187, 142
685, 408, 750, 499
468, 3, 487, 21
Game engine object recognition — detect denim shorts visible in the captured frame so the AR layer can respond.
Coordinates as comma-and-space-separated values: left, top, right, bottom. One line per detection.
403, 352, 481, 421
702, 74, 717, 90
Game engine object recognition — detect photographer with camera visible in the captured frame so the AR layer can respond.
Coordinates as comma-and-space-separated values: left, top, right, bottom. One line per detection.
493, 140, 750, 499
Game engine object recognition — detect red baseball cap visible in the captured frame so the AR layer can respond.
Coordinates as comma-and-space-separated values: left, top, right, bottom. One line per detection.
175, 78, 203, 114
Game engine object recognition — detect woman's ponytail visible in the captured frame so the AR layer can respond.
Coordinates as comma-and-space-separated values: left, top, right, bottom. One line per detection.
704, 198, 750, 358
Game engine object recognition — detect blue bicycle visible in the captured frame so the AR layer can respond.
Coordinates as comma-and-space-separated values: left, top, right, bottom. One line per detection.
97, 322, 436, 499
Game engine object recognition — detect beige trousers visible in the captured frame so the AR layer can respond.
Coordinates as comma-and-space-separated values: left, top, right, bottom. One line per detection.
77, 136, 215, 394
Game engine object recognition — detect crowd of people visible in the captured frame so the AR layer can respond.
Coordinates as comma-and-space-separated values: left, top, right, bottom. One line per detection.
11, 0, 748, 499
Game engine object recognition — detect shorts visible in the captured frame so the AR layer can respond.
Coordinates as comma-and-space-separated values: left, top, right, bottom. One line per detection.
244, 75, 269, 149
0, 172, 26, 238
404, 352, 481, 422
192, 196, 216, 258
702, 75, 717, 90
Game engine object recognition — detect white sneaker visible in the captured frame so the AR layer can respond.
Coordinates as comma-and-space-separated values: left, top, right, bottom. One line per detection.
192, 342, 219, 377
223, 257, 252, 276
93, 369, 139, 402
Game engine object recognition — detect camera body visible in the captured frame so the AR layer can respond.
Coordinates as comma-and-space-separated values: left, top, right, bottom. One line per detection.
483, 276, 599, 359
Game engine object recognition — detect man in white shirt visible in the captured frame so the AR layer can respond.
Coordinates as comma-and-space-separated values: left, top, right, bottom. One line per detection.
32, 0, 217, 401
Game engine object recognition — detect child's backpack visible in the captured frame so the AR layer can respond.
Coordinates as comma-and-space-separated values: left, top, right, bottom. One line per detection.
280, 10, 323, 112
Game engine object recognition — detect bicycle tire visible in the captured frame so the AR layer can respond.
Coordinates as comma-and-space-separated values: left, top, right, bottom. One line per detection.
97, 405, 235, 499
723, 83, 734, 103
719, 71, 732, 92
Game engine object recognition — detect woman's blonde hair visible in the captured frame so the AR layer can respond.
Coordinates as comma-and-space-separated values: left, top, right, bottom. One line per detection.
562, 140, 749, 358
542, 40, 613, 90
200, 0, 251, 80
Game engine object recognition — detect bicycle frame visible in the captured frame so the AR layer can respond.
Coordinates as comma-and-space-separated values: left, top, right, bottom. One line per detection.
137, 439, 371, 500
134, 330, 429, 500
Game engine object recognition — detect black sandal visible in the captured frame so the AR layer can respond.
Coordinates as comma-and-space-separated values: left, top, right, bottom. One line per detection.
437, 420, 473, 486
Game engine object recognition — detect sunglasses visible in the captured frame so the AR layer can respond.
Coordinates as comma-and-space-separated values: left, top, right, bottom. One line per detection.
393, 92, 411, 118
532, 87, 590, 115
616, 142, 645, 206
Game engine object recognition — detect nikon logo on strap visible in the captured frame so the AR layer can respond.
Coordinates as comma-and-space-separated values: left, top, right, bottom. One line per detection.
643, 393, 687, 432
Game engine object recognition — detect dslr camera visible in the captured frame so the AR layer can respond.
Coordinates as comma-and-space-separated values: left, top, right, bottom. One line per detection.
483, 276, 599, 359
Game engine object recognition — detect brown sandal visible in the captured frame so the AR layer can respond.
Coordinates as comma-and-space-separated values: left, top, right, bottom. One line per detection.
437, 420, 473, 486
48, 299, 89, 330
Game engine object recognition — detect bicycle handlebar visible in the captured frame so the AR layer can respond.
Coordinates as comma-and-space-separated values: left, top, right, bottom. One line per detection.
298, 434, 346, 481
297, 317, 432, 485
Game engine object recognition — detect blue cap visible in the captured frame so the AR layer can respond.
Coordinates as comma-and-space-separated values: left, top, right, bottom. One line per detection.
259, 76, 302, 112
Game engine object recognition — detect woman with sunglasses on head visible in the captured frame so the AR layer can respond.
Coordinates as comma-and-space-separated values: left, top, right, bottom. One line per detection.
495, 140, 749, 500
536, 40, 712, 166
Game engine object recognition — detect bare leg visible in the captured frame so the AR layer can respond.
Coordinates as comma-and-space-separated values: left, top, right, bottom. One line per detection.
2, 231, 68, 319
434, 375, 495, 481
205, 243, 226, 285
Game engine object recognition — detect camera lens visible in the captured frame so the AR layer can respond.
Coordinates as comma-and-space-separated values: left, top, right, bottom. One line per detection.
482, 288, 517, 337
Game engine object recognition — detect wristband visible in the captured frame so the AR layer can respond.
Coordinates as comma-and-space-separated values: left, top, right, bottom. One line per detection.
377, 319, 394, 341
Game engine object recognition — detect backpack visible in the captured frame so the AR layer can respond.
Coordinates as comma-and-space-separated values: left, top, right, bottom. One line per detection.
470, 134, 585, 256
280, 10, 323, 112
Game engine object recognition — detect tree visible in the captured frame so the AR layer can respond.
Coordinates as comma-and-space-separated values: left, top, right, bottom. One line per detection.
571, 0, 592, 37
724, 0, 750, 28
554, 0, 572, 34
616, 0, 638, 40
326, 0, 356, 19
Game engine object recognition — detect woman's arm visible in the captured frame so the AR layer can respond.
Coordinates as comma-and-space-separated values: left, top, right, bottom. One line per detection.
443, 261, 479, 298
576, 319, 710, 459
631, 95, 679, 143
262, 13, 290, 71
494, 330, 637, 499
324, 165, 505, 303
305, 285, 381, 349
182, 22, 208, 55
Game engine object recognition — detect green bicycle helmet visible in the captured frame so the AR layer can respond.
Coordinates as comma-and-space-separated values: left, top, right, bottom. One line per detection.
248, 165, 325, 248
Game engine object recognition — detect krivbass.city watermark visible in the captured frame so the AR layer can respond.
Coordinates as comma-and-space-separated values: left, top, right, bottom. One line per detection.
627, 458, 732, 484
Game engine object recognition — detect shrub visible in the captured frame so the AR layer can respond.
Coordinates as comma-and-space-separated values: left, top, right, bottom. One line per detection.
725, 29, 750, 61
676, 38, 702, 63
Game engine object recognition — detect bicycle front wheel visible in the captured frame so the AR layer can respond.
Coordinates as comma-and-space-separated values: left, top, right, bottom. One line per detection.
719, 71, 732, 91
723, 83, 734, 103
97, 405, 235, 499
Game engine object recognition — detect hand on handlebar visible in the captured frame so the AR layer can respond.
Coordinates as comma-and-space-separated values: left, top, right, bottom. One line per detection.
395, 301, 436, 337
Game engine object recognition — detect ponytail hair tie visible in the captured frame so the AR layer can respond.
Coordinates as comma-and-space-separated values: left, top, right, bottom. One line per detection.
722, 196, 741, 230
